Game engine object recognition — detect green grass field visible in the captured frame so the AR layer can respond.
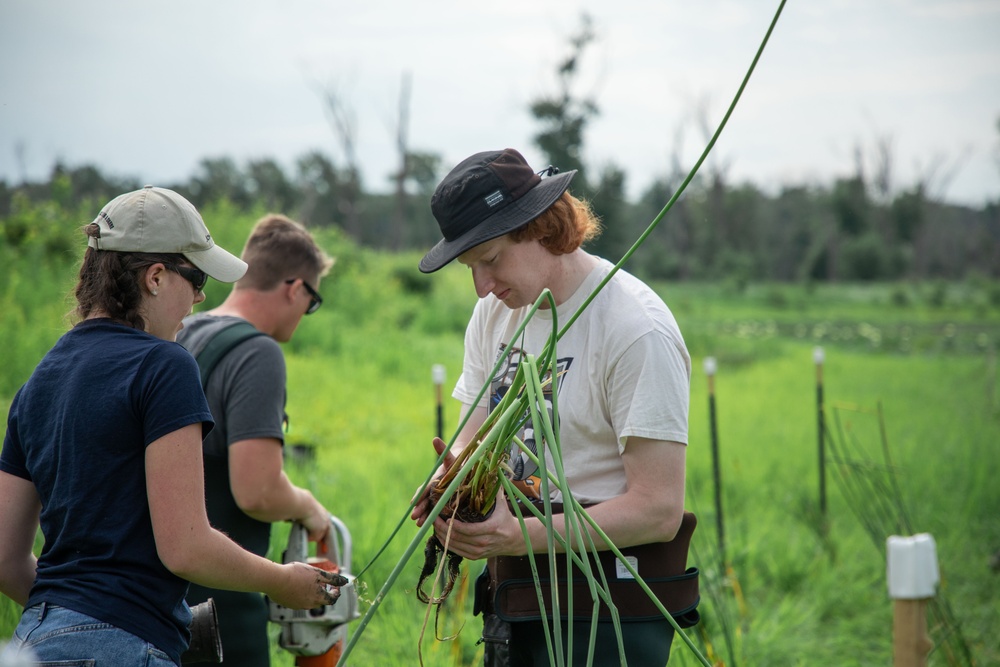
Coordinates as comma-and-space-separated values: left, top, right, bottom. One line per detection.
1, 206, 998, 665
268, 279, 1000, 666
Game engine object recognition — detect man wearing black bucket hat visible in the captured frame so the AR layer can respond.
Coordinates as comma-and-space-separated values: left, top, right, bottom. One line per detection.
412, 149, 696, 665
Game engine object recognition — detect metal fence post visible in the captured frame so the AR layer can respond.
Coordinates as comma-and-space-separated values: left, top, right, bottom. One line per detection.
705, 356, 725, 568
814, 346, 827, 517
432, 364, 446, 440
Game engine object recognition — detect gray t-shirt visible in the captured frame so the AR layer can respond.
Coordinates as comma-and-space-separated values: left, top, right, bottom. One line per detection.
178, 313, 287, 458
177, 313, 283, 661
176, 313, 285, 559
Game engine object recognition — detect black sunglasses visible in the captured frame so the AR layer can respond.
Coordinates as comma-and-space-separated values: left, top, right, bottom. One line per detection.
285, 278, 323, 315
164, 263, 208, 292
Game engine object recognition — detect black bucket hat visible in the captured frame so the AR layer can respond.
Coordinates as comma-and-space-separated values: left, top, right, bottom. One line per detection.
419, 148, 576, 273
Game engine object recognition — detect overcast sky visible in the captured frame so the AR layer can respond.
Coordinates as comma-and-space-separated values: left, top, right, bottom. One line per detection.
1, 0, 998, 207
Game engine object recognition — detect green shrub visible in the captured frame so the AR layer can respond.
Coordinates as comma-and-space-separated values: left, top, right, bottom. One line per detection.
2, 199, 998, 665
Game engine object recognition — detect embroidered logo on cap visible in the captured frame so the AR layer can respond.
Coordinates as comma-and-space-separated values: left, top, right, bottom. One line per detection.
484, 190, 504, 208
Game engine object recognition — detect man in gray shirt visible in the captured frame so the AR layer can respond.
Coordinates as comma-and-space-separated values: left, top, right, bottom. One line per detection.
178, 213, 334, 667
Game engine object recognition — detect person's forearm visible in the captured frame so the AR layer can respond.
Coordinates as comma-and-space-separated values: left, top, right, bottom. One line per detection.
229, 439, 325, 527
0, 472, 42, 607
238, 471, 315, 523
0, 553, 36, 606
157, 523, 339, 611
158, 523, 287, 594
147, 427, 335, 609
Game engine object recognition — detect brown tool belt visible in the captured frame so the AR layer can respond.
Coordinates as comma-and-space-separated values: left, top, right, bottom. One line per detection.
486, 507, 699, 625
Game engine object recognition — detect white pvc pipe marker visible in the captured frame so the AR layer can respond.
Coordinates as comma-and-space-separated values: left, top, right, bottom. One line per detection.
887, 533, 939, 600
886, 533, 938, 667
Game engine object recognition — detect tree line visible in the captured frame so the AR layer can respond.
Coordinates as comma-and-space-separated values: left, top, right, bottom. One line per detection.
2, 15, 997, 283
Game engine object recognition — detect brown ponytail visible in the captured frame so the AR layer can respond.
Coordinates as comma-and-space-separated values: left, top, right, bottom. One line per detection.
75, 223, 185, 329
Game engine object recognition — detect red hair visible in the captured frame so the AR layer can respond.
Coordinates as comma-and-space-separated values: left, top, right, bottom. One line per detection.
509, 192, 602, 255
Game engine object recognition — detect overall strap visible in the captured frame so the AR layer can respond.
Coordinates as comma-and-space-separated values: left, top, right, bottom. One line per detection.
195, 321, 267, 388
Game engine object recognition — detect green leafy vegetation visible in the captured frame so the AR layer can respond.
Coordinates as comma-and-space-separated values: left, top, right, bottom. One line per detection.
2, 198, 998, 664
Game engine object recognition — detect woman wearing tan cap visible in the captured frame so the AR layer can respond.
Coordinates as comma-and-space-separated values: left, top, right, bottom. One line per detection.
0, 187, 342, 666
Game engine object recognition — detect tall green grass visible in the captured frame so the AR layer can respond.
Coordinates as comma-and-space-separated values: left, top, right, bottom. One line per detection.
2, 198, 998, 664
274, 271, 999, 665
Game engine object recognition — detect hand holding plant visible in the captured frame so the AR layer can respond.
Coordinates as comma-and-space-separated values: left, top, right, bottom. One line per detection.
410, 438, 457, 529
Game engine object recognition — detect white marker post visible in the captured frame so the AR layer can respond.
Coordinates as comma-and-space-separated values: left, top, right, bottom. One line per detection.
887, 534, 939, 667
432, 364, 446, 440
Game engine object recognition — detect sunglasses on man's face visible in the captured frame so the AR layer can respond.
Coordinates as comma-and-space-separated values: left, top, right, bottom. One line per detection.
285, 278, 323, 315
164, 263, 209, 292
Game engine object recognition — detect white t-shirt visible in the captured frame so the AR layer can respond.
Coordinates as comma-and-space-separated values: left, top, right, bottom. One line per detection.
453, 258, 691, 505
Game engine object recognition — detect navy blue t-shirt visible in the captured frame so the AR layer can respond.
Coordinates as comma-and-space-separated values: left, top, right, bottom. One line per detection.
0, 318, 214, 664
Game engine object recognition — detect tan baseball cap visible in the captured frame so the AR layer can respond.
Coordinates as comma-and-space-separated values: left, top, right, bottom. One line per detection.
88, 185, 248, 283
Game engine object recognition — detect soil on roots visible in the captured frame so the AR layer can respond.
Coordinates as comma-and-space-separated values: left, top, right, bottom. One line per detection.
416, 481, 496, 605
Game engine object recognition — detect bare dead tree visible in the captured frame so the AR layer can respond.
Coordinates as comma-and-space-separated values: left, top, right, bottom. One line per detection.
854, 135, 895, 244
694, 94, 733, 186
314, 80, 363, 239
871, 136, 897, 248
865, 135, 894, 206
694, 94, 734, 269
908, 147, 971, 278
994, 116, 1000, 176
531, 12, 600, 185
391, 71, 413, 251
912, 147, 970, 203
851, 143, 866, 187
14, 141, 27, 185
661, 120, 695, 280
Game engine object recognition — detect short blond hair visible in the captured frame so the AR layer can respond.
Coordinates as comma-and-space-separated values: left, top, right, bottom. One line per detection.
237, 214, 334, 290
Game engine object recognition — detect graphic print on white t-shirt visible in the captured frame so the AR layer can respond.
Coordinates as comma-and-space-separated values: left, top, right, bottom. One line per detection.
489, 343, 573, 500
